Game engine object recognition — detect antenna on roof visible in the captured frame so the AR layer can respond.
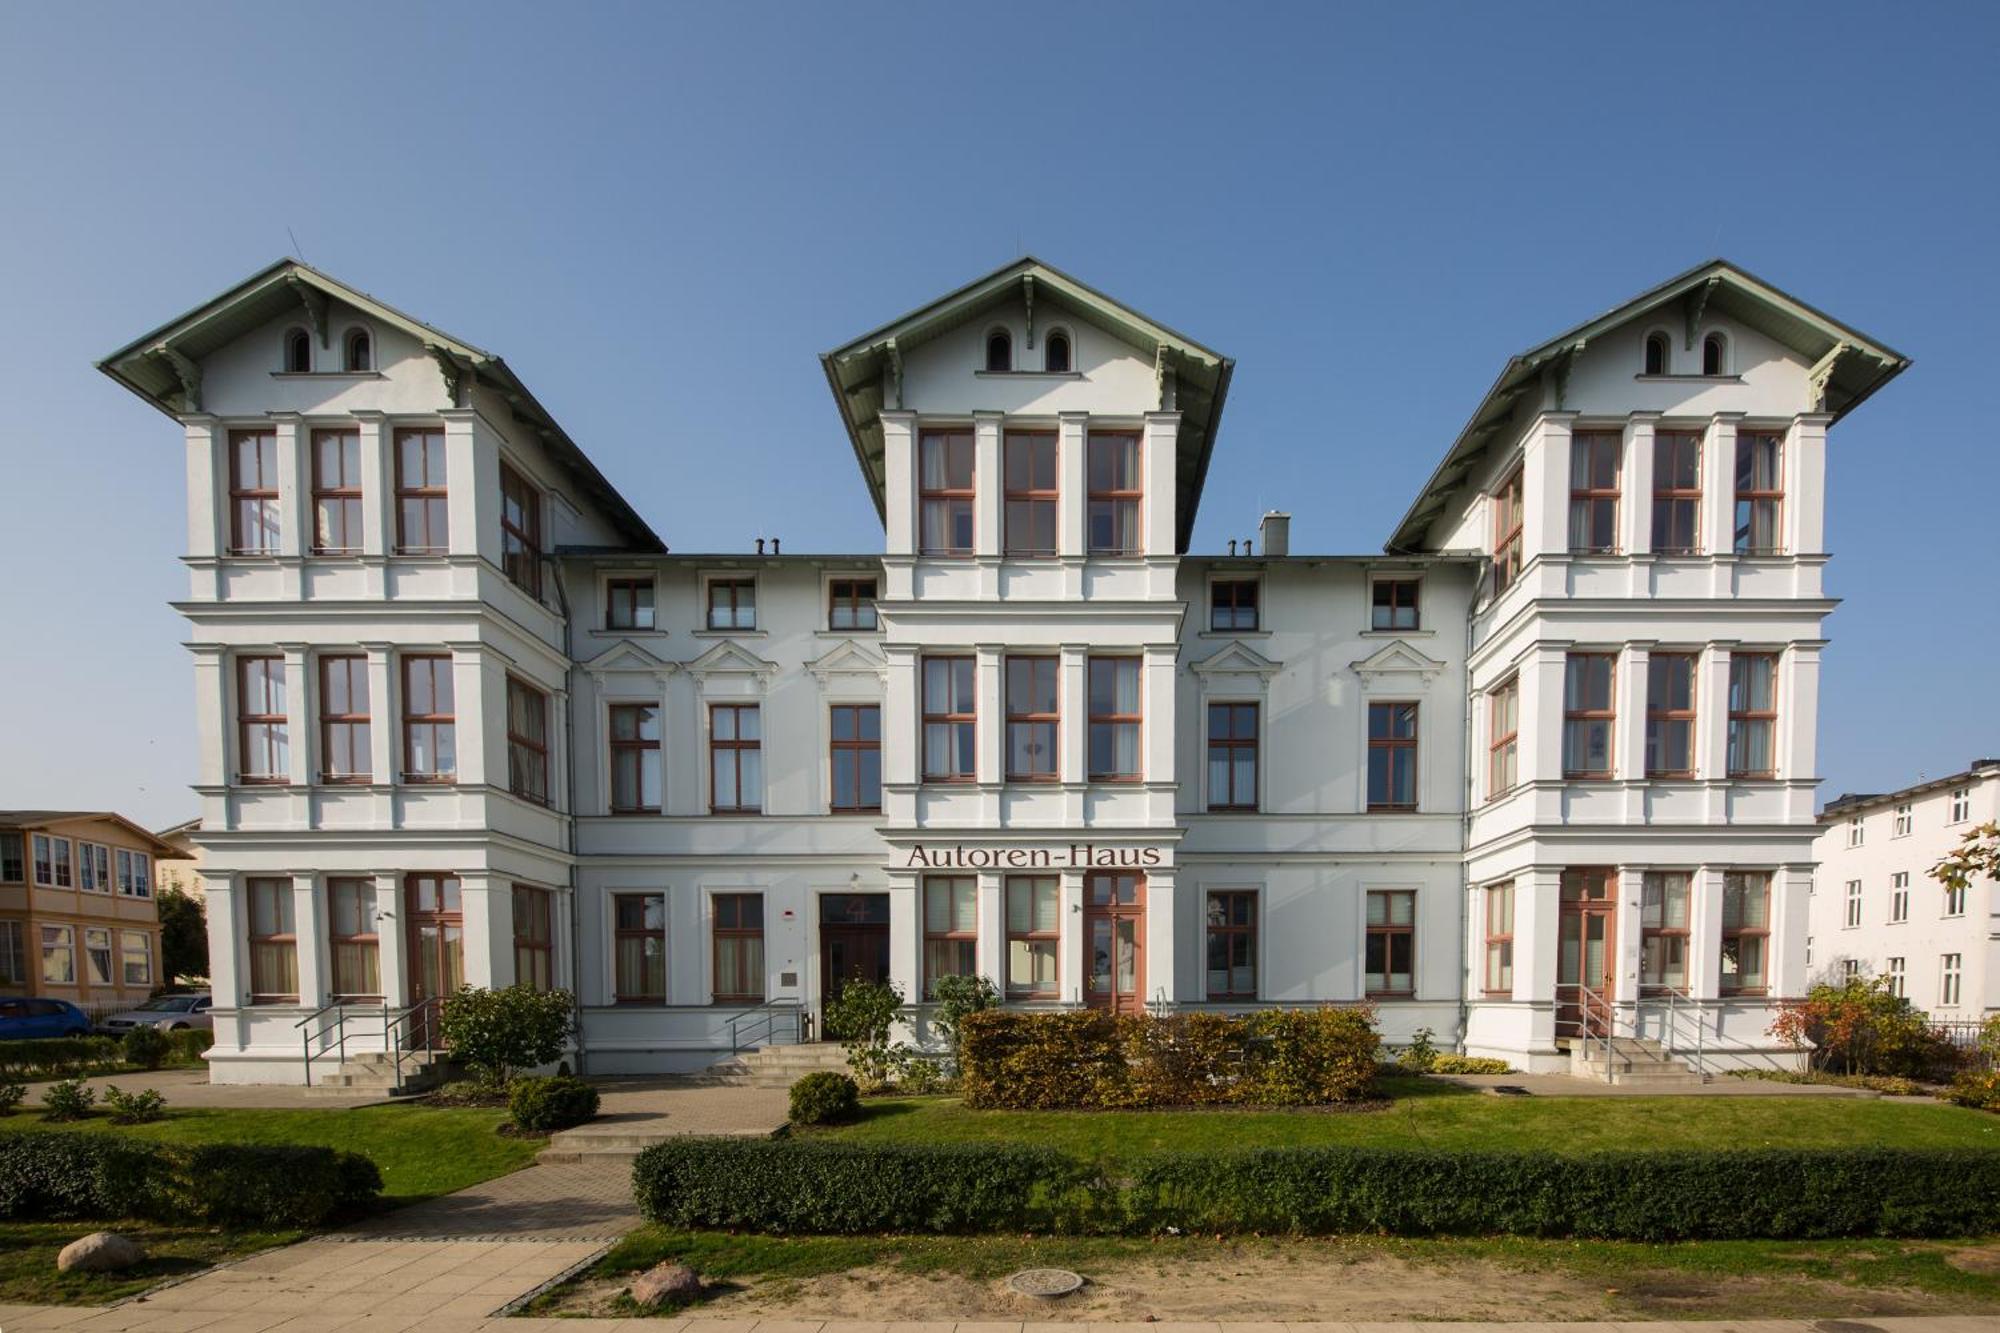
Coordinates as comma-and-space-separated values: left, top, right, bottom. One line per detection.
286, 226, 307, 262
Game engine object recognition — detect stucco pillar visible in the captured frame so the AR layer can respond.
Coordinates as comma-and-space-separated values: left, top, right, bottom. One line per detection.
1517, 645, 1568, 785
1145, 867, 1178, 1005
973, 646, 1002, 787
206, 874, 244, 1010
459, 873, 510, 990
1058, 412, 1088, 567
1141, 413, 1179, 559
1621, 414, 1657, 556
1613, 864, 1646, 1035
293, 874, 326, 1007
880, 412, 916, 560
1523, 413, 1575, 562
1786, 415, 1830, 557
451, 649, 487, 788
887, 872, 921, 1015
442, 410, 487, 564
353, 412, 389, 595
972, 413, 1002, 561
183, 416, 223, 599
189, 646, 228, 790
1142, 646, 1177, 787
974, 871, 1004, 992
271, 414, 304, 557
1689, 866, 1726, 1001
882, 644, 919, 804
1701, 415, 1740, 559
1615, 644, 1649, 781
1772, 863, 1813, 999
1058, 870, 1085, 1004
375, 873, 409, 1008
281, 646, 311, 787
1698, 645, 1732, 782
1058, 645, 1087, 786
1779, 642, 1822, 783
1513, 868, 1563, 1004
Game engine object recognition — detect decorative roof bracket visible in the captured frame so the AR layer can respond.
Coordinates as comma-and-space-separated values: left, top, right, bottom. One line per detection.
1022, 275, 1035, 349
426, 344, 468, 408
153, 343, 201, 413
1807, 341, 1853, 412
1154, 343, 1166, 409
285, 275, 329, 349
884, 338, 903, 411
1684, 276, 1720, 350
1553, 339, 1587, 410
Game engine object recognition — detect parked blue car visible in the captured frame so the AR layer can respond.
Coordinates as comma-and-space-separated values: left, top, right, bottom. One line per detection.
0, 997, 93, 1039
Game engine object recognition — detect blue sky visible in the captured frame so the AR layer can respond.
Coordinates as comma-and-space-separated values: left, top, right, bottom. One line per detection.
1, 3, 1994, 827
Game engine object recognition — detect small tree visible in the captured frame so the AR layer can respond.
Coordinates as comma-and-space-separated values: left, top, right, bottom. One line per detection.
157, 886, 209, 984
1769, 975, 1959, 1079
929, 973, 999, 1070
437, 985, 575, 1086
823, 977, 904, 1091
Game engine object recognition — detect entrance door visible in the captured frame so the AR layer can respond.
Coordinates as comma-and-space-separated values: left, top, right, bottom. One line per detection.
1556, 868, 1616, 1037
406, 874, 463, 1047
819, 893, 890, 1038
1083, 871, 1145, 1013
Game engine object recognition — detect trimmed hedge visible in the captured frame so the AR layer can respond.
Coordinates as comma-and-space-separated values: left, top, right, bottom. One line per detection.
958, 1007, 1379, 1109
0, 1131, 381, 1228
628, 1138, 2000, 1240
0, 1037, 120, 1079
509, 1074, 601, 1132
789, 1072, 861, 1126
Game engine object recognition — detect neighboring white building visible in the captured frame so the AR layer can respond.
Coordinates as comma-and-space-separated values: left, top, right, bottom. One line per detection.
1809, 759, 1999, 1017
97, 256, 1909, 1082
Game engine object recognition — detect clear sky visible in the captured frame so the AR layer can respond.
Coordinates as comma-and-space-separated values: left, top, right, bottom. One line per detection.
1, 3, 1994, 829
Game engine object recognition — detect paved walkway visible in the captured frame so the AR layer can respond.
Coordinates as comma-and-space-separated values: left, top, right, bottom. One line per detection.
19, 1066, 397, 1108
1436, 1072, 1883, 1097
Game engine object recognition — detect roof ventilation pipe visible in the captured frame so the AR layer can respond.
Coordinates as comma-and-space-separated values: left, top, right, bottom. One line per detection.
755, 538, 766, 554
1259, 511, 1291, 557
1227, 539, 1237, 556
772, 537, 781, 554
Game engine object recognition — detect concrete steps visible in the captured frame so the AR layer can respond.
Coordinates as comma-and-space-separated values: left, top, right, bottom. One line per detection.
1570, 1035, 1707, 1087
304, 1050, 450, 1097
697, 1042, 853, 1089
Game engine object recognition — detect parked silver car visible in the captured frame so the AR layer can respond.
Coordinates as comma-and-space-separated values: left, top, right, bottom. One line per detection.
97, 993, 213, 1035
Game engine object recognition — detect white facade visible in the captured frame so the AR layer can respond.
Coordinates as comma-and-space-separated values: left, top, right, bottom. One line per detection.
1808, 761, 1999, 1017
97, 256, 1910, 1081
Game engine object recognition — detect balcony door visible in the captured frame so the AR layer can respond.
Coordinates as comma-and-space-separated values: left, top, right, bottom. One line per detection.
1083, 872, 1145, 1013
1556, 869, 1616, 1036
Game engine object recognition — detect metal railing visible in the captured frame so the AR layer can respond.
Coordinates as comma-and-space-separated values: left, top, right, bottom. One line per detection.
1649, 985, 1709, 1081
295, 997, 442, 1093
728, 996, 805, 1054
1576, 982, 1614, 1078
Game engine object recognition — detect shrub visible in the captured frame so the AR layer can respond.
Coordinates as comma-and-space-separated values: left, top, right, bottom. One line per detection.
181, 1143, 383, 1228
1397, 1026, 1439, 1071
0, 1037, 120, 1081
438, 985, 575, 1084
789, 1072, 860, 1126
893, 1051, 948, 1094
1769, 977, 1963, 1080
41, 1078, 95, 1122
1429, 1055, 1512, 1075
632, 1138, 1094, 1233
0, 1082, 24, 1115
121, 1025, 171, 1071
167, 1028, 215, 1064
0, 1132, 170, 1220
825, 977, 906, 1090
102, 1086, 168, 1125
0, 1132, 379, 1227
508, 1074, 601, 1132
928, 973, 999, 1069
1944, 1068, 2000, 1111
1727, 1069, 1928, 1096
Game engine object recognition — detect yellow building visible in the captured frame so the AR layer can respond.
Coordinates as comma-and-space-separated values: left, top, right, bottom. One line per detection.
153, 817, 205, 902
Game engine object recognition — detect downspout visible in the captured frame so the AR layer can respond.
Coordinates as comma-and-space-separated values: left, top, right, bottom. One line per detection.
548, 555, 587, 1077
1455, 558, 1488, 1054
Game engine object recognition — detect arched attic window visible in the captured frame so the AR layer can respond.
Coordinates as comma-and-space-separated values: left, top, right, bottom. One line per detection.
1643, 332, 1670, 376
343, 328, 372, 372
984, 328, 1012, 372
1702, 332, 1727, 376
1044, 329, 1071, 373
283, 328, 311, 373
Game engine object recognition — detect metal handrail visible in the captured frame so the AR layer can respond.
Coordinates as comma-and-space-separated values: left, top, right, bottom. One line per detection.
1648, 985, 1708, 1080
294, 997, 441, 1093
728, 996, 804, 1054
1577, 982, 1614, 1081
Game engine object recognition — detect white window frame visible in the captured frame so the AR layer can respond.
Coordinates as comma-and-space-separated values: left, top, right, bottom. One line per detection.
1943, 881, 1967, 918
1889, 872, 1909, 924
1846, 816, 1864, 847
1892, 804, 1912, 837
1940, 953, 1962, 1007
1886, 956, 1905, 998
1843, 880, 1862, 929
1949, 788, 1971, 824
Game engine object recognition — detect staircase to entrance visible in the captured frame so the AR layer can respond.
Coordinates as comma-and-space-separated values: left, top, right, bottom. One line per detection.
1569, 1034, 1708, 1087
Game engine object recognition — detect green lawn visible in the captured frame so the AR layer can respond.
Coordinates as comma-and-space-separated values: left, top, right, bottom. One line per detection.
0, 1221, 301, 1306
815, 1078, 2000, 1169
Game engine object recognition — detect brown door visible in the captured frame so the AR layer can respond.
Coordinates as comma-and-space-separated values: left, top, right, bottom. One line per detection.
819, 894, 890, 1038
1083, 872, 1145, 1013
405, 873, 464, 1006
1556, 868, 1616, 1036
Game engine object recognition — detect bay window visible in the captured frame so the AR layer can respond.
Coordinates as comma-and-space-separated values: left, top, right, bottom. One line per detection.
1719, 872, 1770, 995
1568, 431, 1621, 553
1644, 653, 1697, 778
394, 428, 449, 555
247, 877, 298, 1002
1086, 432, 1141, 553
1727, 653, 1778, 778
1003, 431, 1058, 556
922, 657, 976, 782
238, 656, 289, 783
1563, 653, 1616, 779
1005, 657, 1059, 782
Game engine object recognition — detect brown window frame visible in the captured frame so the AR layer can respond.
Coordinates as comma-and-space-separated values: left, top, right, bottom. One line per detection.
400, 654, 456, 783
0, 831, 21, 884
829, 703, 882, 814
1366, 701, 1419, 812
499, 461, 544, 598
918, 429, 975, 557
327, 876, 381, 1001
705, 577, 756, 631
229, 429, 281, 556
1733, 431, 1785, 555
512, 884, 554, 991
921, 656, 976, 783
1210, 577, 1259, 632
1005, 875, 1060, 999
1003, 430, 1059, 558
1568, 430, 1622, 554
1088, 656, 1143, 783
1086, 431, 1142, 555
1204, 889, 1259, 1001
828, 577, 878, 631
1371, 576, 1421, 631
1651, 430, 1704, 555
1207, 701, 1259, 812
246, 876, 299, 1004
1491, 467, 1524, 596
1563, 652, 1617, 781
709, 703, 762, 814
1365, 889, 1417, 998
1640, 871, 1691, 993
1720, 871, 1770, 996
318, 654, 371, 783
505, 676, 551, 806
1727, 652, 1779, 779
1005, 656, 1060, 782
609, 703, 663, 814
612, 892, 666, 1004
394, 428, 449, 555
1644, 652, 1698, 779
605, 577, 656, 631
1644, 332, 1669, 375
237, 655, 289, 785
711, 893, 765, 1004
1483, 881, 1514, 995
1487, 676, 1519, 799
922, 875, 977, 1000
310, 428, 363, 555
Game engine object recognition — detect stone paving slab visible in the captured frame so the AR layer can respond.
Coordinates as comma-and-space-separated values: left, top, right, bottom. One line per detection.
337, 1160, 640, 1241
17, 1066, 396, 1109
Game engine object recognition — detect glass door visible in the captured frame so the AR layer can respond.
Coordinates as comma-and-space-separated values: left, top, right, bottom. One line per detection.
405, 874, 463, 1050
1555, 869, 1616, 1036
1083, 872, 1145, 1013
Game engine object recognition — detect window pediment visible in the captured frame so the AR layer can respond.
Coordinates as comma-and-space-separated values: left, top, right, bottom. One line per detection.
1190, 641, 1281, 682
806, 639, 888, 684
1350, 640, 1447, 687
582, 640, 678, 683
684, 638, 780, 682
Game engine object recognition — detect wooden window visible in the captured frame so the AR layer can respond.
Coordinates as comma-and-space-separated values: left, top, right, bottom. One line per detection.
229, 429, 281, 555
1491, 467, 1524, 595
1563, 653, 1616, 779
238, 656, 289, 783
506, 677, 550, 806
499, 462, 543, 597
923, 876, 976, 998
394, 428, 449, 554
829, 704, 882, 813
609, 704, 662, 813
319, 655, 370, 782
1088, 657, 1142, 782
997, 656, 1058, 784
1890, 871, 1910, 923
985, 329, 1011, 372
1488, 677, 1519, 799
1044, 331, 1071, 373
606, 578, 656, 631
1843, 879, 1862, 928
343, 328, 371, 372
84, 927, 114, 987
1719, 872, 1770, 995
0, 922, 22, 984
705, 578, 755, 631
1726, 653, 1778, 778
1087, 432, 1141, 554
40, 925, 73, 985
401, 655, 455, 781
328, 877, 381, 999
709, 704, 762, 813
1205, 890, 1258, 1000
1645, 653, 1698, 778
1006, 876, 1059, 998
513, 885, 553, 991
712, 893, 765, 1003
120, 930, 151, 987
1210, 578, 1259, 632
1371, 577, 1420, 631
247, 877, 298, 1002
31, 834, 71, 889
1003, 431, 1058, 556
1733, 431, 1784, 554
0, 832, 21, 883
1644, 332, 1669, 375
828, 577, 878, 631
1940, 953, 1963, 1007
1483, 881, 1514, 994
1703, 332, 1726, 376
311, 429, 363, 554
613, 893, 665, 1002
1568, 431, 1622, 554
918, 430, 975, 556
1206, 702, 1258, 811
1366, 701, 1419, 811
1651, 430, 1703, 555
1640, 872, 1690, 991
1365, 889, 1416, 996
283, 327, 311, 372
921, 657, 975, 782
114, 848, 149, 898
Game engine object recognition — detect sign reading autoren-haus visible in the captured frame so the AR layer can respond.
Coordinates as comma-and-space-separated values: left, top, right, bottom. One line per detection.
902, 844, 1168, 870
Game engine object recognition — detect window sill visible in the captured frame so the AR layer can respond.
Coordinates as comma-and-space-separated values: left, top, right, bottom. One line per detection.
591, 628, 670, 638
692, 629, 765, 638
269, 370, 385, 380
1359, 628, 1432, 638
973, 369, 1083, 380
818, 628, 883, 638
1197, 629, 1271, 639
1634, 373, 1745, 383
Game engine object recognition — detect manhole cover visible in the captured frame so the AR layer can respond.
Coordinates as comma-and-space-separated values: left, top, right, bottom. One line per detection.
1008, 1267, 1085, 1298
1812, 1322, 1885, 1333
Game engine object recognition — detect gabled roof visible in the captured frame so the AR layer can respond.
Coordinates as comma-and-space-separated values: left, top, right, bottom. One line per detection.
822, 257, 1234, 552
1387, 258, 1912, 553
96, 259, 664, 552
0, 811, 193, 858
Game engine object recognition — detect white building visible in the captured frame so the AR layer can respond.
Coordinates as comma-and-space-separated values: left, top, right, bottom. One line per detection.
97, 256, 1908, 1082
1809, 759, 1999, 1017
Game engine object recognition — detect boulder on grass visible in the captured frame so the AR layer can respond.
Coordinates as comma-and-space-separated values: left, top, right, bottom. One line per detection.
57, 1231, 146, 1273
629, 1260, 702, 1307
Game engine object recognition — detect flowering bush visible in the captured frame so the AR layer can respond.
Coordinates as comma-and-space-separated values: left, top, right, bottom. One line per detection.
1945, 1068, 2000, 1111
1768, 976, 1961, 1080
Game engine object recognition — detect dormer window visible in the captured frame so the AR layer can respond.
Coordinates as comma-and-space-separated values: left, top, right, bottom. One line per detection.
343, 328, 372, 372
1703, 332, 1727, 376
984, 329, 1012, 372
1044, 330, 1071, 373
283, 328, 311, 373
1643, 332, 1669, 376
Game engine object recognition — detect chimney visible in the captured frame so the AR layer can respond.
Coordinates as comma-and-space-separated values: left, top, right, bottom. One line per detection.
1259, 511, 1291, 557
